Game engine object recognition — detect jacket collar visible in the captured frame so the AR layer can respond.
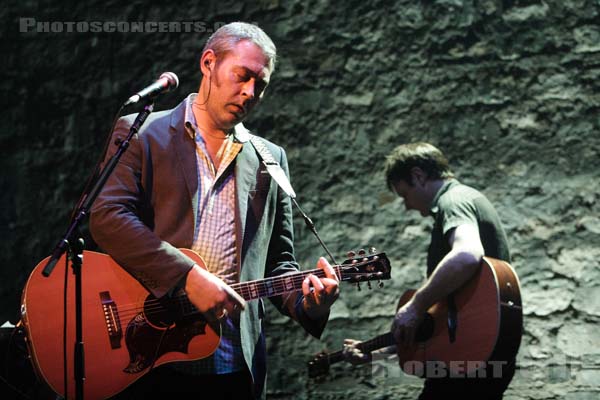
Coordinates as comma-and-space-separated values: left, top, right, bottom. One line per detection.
169, 93, 252, 144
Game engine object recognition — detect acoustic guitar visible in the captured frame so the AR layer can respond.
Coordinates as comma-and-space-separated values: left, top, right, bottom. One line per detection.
308, 257, 522, 379
21, 248, 391, 399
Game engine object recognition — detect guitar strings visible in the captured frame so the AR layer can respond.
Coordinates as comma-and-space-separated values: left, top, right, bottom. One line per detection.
113, 265, 383, 321
104, 259, 381, 322
110, 266, 340, 320
104, 265, 336, 321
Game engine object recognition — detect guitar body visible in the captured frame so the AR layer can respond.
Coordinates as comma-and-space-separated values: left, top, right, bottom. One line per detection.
307, 257, 522, 380
21, 249, 220, 400
20, 247, 391, 398
397, 257, 522, 377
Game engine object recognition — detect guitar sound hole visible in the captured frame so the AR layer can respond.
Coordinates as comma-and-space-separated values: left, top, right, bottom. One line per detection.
416, 313, 434, 342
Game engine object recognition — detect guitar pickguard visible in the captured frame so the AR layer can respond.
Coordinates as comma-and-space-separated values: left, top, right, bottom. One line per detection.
123, 312, 210, 374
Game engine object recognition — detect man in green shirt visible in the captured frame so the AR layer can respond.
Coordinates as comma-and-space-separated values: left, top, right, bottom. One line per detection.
344, 142, 514, 399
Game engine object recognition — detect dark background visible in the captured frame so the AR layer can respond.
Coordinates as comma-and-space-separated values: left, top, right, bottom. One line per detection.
1, 1, 599, 398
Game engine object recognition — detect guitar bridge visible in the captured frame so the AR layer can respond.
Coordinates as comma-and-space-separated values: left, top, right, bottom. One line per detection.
100, 291, 122, 349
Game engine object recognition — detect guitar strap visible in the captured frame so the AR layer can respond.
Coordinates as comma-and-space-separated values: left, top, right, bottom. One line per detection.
246, 132, 344, 266
447, 294, 458, 343
248, 134, 297, 199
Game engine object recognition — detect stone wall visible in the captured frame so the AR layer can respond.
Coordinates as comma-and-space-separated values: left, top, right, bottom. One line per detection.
1, 1, 599, 399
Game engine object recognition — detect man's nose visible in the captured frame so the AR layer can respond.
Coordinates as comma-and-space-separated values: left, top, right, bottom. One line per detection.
242, 79, 255, 99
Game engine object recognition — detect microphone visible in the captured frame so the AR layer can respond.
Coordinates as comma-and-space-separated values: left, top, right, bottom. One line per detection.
124, 72, 179, 106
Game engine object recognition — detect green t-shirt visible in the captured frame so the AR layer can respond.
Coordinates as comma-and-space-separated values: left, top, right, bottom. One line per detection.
427, 179, 510, 276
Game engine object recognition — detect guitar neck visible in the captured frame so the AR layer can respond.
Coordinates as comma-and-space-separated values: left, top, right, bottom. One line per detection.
325, 332, 395, 365
174, 266, 343, 316
231, 266, 342, 301
172, 250, 390, 317
357, 332, 395, 353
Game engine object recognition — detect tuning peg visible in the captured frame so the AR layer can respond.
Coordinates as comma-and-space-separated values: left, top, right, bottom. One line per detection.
346, 250, 356, 259
358, 249, 366, 256
369, 247, 377, 255
378, 281, 384, 288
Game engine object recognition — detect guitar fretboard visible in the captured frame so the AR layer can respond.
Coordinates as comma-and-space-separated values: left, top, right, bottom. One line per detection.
175, 266, 342, 316
231, 266, 342, 301
326, 333, 395, 365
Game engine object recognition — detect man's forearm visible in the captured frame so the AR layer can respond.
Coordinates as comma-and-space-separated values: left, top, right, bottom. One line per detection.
411, 249, 481, 312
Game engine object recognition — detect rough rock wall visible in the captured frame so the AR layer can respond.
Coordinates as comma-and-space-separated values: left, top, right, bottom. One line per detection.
1, 1, 599, 399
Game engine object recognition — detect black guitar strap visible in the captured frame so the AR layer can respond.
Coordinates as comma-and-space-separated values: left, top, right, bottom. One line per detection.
447, 294, 458, 343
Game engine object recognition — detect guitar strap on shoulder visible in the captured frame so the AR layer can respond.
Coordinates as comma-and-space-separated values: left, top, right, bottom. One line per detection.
248, 134, 297, 199
244, 129, 339, 265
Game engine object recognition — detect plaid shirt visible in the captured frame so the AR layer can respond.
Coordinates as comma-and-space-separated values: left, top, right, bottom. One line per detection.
171, 94, 245, 375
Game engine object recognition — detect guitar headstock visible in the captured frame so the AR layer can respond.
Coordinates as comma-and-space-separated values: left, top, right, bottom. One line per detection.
338, 248, 391, 287
307, 351, 330, 379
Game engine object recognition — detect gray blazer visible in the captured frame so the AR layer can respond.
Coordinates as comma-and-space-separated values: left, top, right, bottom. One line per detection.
90, 97, 326, 398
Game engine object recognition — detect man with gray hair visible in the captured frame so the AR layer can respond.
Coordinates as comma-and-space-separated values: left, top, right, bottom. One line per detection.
91, 22, 339, 399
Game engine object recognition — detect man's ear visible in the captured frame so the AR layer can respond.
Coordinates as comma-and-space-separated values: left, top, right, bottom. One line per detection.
410, 167, 427, 187
200, 50, 216, 75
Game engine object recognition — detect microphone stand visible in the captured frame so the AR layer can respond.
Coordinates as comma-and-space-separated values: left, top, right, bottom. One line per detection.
41, 100, 155, 399
290, 198, 338, 265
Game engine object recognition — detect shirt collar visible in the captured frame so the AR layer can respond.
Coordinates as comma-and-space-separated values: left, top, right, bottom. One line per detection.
429, 179, 459, 217
183, 93, 199, 140
183, 93, 248, 144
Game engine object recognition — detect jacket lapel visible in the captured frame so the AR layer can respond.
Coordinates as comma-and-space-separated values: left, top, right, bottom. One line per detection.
234, 123, 258, 265
170, 101, 199, 230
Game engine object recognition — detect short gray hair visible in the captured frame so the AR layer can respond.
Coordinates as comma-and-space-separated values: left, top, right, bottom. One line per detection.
202, 22, 277, 71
